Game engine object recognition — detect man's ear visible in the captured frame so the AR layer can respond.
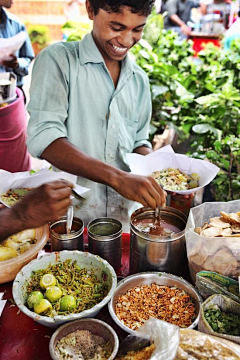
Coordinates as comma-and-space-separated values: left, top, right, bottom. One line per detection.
86, 0, 94, 20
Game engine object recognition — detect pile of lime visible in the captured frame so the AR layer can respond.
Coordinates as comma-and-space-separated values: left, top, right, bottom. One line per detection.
27, 274, 76, 315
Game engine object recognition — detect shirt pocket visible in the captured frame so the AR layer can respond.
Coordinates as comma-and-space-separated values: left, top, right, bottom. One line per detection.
118, 115, 138, 153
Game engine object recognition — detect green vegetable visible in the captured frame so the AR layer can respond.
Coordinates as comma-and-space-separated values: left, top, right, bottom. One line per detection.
60, 295, 77, 311
27, 291, 44, 309
204, 305, 240, 336
26, 260, 109, 317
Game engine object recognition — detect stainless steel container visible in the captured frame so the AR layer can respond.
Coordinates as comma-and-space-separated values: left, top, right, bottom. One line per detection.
108, 272, 202, 335
49, 318, 119, 360
50, 216, 84, 252
87, 218, 122, 271
130, 207, 187, 275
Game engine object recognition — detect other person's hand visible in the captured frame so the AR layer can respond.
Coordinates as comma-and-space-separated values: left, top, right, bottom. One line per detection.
12, 180, 74, 228
181, 23, 191, 36
1, 55, 19, 69
114, 173, 167, 208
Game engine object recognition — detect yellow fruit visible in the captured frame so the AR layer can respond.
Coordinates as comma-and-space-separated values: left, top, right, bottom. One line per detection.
34, 299, 52, 314
39, 274, 56, 290
60, 295, 76, 311
27, 291, 44, 309
45, 286, 62, 303
0, 246, 17, 261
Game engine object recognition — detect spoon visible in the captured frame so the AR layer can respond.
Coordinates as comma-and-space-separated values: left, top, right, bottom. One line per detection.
154, 206, 161, 225
66, 206, 74, 234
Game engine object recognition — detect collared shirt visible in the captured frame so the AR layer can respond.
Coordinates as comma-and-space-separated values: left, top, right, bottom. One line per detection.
0, 8, 34, 86
164, 0, 200, 27
27, 33, 152, 231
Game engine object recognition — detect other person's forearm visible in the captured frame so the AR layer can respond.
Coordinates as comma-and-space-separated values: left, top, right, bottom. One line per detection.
41, 138, 124, 189
0, 208, 26, 242
170, 14, 185, 27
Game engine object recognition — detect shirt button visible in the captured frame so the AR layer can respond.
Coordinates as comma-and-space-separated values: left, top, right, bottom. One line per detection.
112, 124, 115, 129
111, 207, 115, 212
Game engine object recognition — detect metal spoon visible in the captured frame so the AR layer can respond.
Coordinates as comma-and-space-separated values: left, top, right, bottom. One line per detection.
117, 335, 150, 356
154, 206, 161, 225
66, 206, 74, 234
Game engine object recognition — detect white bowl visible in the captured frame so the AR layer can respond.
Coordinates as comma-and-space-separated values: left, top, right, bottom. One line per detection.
0, 225, 49, 284
13, 250, 117, 328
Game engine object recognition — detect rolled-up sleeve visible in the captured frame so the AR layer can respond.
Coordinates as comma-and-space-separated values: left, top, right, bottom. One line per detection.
27, 46, 69, 158
134, 76, 152, 150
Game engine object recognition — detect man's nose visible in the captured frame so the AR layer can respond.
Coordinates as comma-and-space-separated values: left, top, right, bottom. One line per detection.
118, 31, 135, 48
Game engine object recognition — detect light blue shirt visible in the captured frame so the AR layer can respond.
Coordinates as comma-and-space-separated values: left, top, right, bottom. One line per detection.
0, 8, 34, 86
27, 33, 151, 230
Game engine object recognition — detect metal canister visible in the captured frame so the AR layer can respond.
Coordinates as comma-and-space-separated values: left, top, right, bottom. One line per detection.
130, 207, 187, 275
87, 218, 122, 271
50, 216, 84, 252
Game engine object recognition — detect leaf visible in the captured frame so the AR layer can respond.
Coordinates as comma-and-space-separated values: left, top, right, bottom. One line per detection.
152, 85, 169, 99
195, 94, 219, 105
192, 124, 218, 135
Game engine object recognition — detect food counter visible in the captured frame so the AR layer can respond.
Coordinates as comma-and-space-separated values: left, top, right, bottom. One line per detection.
0, 233, 130, 360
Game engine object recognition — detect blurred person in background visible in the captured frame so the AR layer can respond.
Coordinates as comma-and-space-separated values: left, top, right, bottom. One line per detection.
164, 0, 201, 38
0, 0, 34, 103
0, 180, 73, 242
64, 0, 86, 22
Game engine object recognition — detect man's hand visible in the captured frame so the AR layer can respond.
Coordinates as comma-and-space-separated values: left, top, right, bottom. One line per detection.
113, 173, 167, 208
1, 55, 19, 69
12, 180, 74, 229
180, 23, 191, 36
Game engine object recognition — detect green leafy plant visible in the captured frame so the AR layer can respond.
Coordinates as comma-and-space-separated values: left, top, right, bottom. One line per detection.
61, 21, 92, 42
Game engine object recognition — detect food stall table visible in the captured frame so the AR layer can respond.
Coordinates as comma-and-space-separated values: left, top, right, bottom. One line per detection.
0, 234, 130, 360
189, 32, 221, 55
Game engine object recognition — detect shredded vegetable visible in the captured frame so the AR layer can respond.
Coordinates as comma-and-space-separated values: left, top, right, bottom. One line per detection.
26, 260, 109, 317
151, 168, 200, 191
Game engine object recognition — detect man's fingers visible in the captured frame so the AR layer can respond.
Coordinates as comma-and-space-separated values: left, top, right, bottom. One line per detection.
52, 186, 72, 201
54, 198, 72, 217
46, 180, 74, 190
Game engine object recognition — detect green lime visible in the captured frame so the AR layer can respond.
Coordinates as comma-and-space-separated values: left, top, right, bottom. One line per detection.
39, 274, 56, 290
27, 291, 44, 309
59, 295, 77, 312
34, 299, 52, 315
45, 286, 62, 303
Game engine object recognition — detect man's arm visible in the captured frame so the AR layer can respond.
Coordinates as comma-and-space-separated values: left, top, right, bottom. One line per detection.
0, 181, 72, 242
133, 146, 152, 155
169, 14, 191, 35
41, 138, 166, 208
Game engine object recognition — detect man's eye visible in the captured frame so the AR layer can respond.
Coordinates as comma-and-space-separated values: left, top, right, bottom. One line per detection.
133, 28, 143, 33
111, 27, 123, 32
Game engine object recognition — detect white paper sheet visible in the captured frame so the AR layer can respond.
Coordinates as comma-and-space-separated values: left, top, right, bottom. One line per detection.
0, 169, 90, 207
126, 145, 219, 195
0, 31, 27, 61
0, 293, 6, 317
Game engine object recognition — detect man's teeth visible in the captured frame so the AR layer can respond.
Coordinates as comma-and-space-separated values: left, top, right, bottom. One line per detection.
112, 45, 127, 53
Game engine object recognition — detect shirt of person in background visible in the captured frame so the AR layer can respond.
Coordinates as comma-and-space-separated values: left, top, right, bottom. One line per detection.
0, 0, 34, 101
164, 0, 200, 38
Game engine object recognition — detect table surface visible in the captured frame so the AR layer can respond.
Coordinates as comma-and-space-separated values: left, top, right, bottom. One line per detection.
0, 233, 131, 360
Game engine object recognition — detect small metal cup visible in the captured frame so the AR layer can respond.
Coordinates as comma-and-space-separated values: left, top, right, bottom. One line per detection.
50, 216, 84, 252
87, 218, 122, 271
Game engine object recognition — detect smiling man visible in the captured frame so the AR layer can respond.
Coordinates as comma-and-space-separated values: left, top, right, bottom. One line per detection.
27, 0, 166, 230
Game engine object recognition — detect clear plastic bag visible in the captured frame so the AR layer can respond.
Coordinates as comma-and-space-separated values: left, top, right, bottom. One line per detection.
185, 200, 240, 283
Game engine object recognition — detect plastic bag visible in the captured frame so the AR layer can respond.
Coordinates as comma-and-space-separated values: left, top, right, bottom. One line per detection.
198, 294, 240, 344
196, 271, 240, 303
185, 200, 240, 283
176, 329, 240, 359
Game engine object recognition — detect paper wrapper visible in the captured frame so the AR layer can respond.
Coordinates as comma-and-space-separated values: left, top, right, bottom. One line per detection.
198, 294, 240, 345
185, 200, 240, 282
0, 169, 90, 207
0, 293, 7, 317
126, 145, 219, 195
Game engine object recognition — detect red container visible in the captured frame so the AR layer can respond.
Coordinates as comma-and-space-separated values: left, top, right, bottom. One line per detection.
0, 87, 31, 172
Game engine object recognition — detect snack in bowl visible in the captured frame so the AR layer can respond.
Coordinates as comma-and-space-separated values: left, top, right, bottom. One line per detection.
13, 251, 117, 327
151, 168, 200, 191
0, 229, 37, 261
0, 187, 32, 206
115, 283, 196, 331
26, 259, 109, 317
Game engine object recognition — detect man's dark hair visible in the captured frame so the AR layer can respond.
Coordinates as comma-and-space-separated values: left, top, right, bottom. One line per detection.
88, 0, 155, 16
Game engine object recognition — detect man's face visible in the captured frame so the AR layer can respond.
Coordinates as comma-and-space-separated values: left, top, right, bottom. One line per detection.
86, 1, 147, 64
0, 0, 13, 8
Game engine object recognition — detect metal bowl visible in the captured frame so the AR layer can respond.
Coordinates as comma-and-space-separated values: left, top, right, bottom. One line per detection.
49, 318, 119, 360
108, 272, 202, 335
13, 251, 117, 328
